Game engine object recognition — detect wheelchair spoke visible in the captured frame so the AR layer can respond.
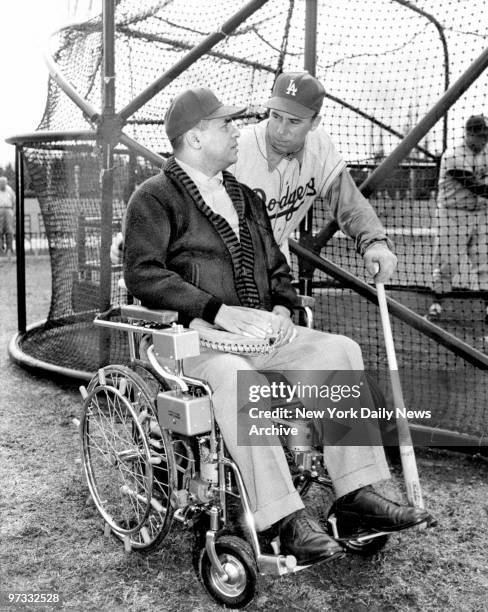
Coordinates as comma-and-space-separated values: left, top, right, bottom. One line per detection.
82, 364, 176, 551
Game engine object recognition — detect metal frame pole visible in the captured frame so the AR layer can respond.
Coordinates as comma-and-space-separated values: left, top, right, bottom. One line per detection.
15, 145, 26, 334
98, 0, 116, 366
298, 0, 318, 296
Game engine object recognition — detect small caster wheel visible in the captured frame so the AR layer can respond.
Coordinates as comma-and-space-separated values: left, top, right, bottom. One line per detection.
197, 535, 257, 608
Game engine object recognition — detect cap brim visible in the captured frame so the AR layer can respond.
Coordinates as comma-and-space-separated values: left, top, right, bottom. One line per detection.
204, 104, 247, 120
264, 96, 315, 118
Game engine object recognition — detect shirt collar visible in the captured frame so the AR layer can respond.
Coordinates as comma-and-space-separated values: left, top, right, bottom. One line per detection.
175, 157, 223, 188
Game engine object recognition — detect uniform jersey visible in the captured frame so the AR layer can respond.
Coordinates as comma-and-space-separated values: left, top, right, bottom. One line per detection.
437, 141, 488, 211
230, 119, 389, 261
231, 120, 346, 248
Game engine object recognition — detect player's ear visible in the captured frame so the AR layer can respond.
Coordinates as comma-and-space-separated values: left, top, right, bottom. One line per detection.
310, 115, 321, 131
185, 129, 201, 149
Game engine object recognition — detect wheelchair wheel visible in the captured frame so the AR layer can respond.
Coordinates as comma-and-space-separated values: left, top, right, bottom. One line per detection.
82, 365, 176, 552
197, 535, 257, 609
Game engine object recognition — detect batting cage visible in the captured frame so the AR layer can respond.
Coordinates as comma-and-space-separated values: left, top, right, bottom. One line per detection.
7, 0, 488, 449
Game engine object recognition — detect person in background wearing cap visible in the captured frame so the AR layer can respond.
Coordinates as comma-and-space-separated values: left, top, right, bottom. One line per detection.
0, 176, 15, 262
426, 114, 488, 321
112, 71, 396, 285
124, 86, 432, 568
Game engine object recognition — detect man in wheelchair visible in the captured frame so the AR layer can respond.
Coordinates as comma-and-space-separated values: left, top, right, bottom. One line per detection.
123, 86, 433, 567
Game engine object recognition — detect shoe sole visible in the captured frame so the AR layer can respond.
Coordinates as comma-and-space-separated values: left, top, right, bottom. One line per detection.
335, 513, 433, 537
293, 549, 345, 567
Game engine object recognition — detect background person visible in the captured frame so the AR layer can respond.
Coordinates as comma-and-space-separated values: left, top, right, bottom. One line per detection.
0, 176, 15, 261
427, 115, 488, 321
124, 87, 432, 566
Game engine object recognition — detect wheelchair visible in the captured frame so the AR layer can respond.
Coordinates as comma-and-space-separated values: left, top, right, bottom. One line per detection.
79, 303, 391, 608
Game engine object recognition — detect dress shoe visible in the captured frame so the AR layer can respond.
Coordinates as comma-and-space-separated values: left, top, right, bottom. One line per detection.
334, 486, 433, 534
279, 509, 343, 565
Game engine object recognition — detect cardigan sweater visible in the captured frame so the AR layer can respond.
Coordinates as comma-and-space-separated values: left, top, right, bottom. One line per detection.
124, 157, 301, 324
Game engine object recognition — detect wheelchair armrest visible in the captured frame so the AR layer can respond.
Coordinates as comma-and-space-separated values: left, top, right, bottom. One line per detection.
121, 304, 179, 325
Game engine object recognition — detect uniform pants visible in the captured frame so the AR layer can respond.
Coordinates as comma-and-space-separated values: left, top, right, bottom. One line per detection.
183, 326, 390, 531
433, 207, 488, 293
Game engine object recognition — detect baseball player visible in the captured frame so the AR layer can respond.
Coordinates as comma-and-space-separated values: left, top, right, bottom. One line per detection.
427, 115, 488, 321
112, 71, 397, 284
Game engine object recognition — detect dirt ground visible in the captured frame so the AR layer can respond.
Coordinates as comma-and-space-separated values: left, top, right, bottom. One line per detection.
1, 257, 488, 612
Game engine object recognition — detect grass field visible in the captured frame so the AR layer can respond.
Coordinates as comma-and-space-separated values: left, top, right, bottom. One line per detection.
1, 257, 488, 612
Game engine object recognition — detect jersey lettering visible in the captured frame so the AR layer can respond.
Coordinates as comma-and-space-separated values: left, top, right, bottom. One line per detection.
256, 178, 316, 221
285, 79, 298, 96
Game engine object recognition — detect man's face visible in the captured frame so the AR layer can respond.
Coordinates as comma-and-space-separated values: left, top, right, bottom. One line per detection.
196, 116, 240, 171
267, 109, 319, 154
466, 132, 488, 154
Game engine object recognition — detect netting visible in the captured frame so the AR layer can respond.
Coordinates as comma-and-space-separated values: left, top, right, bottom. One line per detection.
16, 0, 488, 442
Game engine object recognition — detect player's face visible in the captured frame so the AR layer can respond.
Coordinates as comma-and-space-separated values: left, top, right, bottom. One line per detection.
196, 117, 240, 172
267, 109, 319, 154
466, 132, 488, 154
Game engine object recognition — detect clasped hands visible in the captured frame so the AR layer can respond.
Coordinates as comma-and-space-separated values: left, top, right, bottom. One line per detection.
214, 304, 296, 344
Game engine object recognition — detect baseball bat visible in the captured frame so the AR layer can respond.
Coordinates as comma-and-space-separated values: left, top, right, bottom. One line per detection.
375, 279, 424, 509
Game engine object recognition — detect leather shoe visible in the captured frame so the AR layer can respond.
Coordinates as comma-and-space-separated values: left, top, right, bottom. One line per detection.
334, 486, 433, 534
279, 509, 343, 565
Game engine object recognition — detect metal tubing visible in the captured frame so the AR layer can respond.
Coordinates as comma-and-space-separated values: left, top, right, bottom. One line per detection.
15, 145, 26, 333
117, 28, 276, 75
98, 0, 116, 366
360, 46, 488, 199
299, 0, 317, 295
117, 0, 270, 123
43, 52, 100, 124
289, 239, 488, 370
8, 323, 93, 381
103, 0, 116, 117
304, 0, 317, 76
119, 133, 166, 168
6, 130, 97, 146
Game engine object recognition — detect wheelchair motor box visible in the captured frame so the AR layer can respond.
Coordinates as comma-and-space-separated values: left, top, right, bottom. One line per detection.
157, 390, 212, 435
153, 326, 200, 360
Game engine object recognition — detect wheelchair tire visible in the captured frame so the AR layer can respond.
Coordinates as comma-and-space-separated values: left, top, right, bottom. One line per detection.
82, 365, 176, 552
197, 535, 257, 609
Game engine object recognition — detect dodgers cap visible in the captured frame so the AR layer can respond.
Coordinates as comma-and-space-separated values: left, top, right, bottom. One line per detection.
265, 71, 325, 118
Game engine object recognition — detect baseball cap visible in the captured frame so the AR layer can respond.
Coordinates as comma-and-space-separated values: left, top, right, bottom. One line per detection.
164, 87, 246, 140
465, 115, 488, 135
265, 72, 325, 118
